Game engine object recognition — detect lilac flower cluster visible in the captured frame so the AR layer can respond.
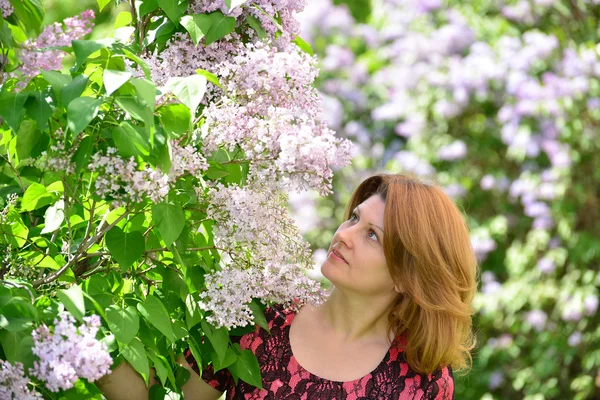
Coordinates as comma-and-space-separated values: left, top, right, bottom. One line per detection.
201, 180, 327, 327
18, 10, 95, 78
30, 312, 112, 392
198, 39, 353, 194
0, 360, 42, 399
89, 147, 170, 205
39, 129, 76, 174
89, 142, 208, 205
206, 181, 313, 267
199, 261, 325, 328
0, 0, 13, 18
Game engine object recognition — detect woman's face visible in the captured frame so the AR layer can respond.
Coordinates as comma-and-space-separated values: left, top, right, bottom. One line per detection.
321, 194, 401, 297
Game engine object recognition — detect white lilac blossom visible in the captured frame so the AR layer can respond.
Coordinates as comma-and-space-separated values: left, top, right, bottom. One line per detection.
0, 360, 42, 399
0, 0, 13, 18
89, 148, 170, 204
199, 261, 325, 328
18, 10, 95, 78
30, 312, 112, 392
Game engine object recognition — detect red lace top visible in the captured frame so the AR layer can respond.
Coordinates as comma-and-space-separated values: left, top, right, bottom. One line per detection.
184, 304, 454, 399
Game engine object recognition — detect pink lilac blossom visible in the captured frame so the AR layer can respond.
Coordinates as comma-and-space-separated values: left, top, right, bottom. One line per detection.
0, 360, 42, 399
201, 101, 353, 195
30, 312, 112, 392
199, 261, 325, 328
18, 10, 95, 77
205, 181, 313, 267
0, 0, 13, 18
216, 40, 321, 117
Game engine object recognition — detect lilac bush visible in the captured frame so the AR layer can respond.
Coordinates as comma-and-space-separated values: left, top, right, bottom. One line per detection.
0, 0, 352, 397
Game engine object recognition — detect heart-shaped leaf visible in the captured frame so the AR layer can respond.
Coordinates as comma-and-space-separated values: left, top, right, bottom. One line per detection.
105, 227, 145, 272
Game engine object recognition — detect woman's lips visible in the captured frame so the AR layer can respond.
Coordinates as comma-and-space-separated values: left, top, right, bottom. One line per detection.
329, 249, 348, 264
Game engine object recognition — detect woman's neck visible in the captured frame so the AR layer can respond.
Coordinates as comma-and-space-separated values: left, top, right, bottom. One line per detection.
313, 288, 397, 344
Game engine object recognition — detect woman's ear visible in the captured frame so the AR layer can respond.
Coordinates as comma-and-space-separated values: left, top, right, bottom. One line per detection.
394, 281, 405, 294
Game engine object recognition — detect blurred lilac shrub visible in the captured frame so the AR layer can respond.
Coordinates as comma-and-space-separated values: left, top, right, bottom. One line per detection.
295, 0, 600, 398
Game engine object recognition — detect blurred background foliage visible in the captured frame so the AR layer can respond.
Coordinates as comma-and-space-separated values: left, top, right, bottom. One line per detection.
43, 0, 600, 398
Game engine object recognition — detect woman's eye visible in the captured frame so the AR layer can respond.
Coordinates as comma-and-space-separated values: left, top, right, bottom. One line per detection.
350, 212, 358, 221
368, 230, 378, 241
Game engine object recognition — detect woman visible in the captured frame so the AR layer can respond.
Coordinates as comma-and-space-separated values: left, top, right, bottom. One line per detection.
99, 173, 478, 399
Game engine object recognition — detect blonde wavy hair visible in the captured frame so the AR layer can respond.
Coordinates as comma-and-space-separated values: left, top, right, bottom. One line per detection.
344, 173, 478, 375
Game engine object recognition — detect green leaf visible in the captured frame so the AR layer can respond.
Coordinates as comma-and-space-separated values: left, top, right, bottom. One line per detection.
62, 74, 89, 108
21, 183, 53, 211
0, 92, 28, 133
115, 11, 133, 29
41, 70, 72, 102
249, 300, 270, 333
180, 14, 212, 46
157, 0, 188, 24
16, 120, 41, 161
158, 104, 191, 138
244, 15, 267, 39
293, 36, 314, 55
67, 97, 103, 134
195, 69, 222, 88
121, 337, 150, 385
10, 0, 44, 36
147, 351, 174, 387
112, 122, 150, 158
72, 135, 94, 173
104, 69, 133, 96
72, 40, 110, 67
115, 97, 154, 127
106, 305, 139, 345
57, 285, 86, 322
40, 199, 65, 234
200, 320, 229, 364
136, 295, 176, 343
2, 209, 29, 248
105, 227, 145, 272
165, 75, 207, 112
205, 12, 237, 46
152, 202, 185, 247
229, 347, 263, 389
122, 48, 152, 80
25, 92, 53, 130
185, 294, 201, 330
97, 0, 113, 12
131, 78, 157, 109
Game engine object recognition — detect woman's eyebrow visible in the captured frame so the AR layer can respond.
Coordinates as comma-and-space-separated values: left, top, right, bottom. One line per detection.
355, 205, 384, 234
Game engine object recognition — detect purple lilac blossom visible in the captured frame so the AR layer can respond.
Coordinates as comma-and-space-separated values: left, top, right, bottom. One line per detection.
568, 331, 583, 347
525, 309, 547, 332
488, 370, 505, 390
30, 312, 112, 392
537, 257, 556, 274
0, 0, 13, 17
0, 360, 42, 399
18, 10, 95, 78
